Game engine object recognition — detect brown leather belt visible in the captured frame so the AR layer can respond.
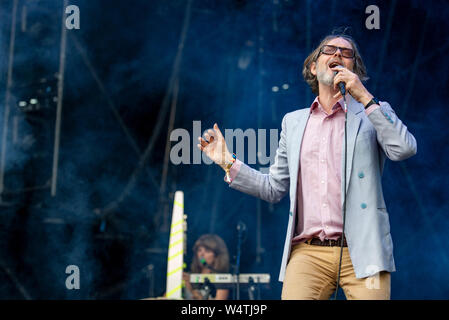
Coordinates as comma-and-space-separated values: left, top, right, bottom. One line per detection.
305, 236, 348, 247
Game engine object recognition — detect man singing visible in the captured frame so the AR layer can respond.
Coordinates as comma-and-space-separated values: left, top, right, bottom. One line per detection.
197, 33, 417, 300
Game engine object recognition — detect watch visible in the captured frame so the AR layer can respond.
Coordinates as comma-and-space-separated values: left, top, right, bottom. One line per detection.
364, 97, 379, 109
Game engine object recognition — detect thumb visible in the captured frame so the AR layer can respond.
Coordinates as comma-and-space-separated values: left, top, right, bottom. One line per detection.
214, 123, 224, 139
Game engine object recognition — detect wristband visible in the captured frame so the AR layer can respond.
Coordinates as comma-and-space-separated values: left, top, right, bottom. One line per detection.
224, 153, 237, 183
364, 97, 379, 109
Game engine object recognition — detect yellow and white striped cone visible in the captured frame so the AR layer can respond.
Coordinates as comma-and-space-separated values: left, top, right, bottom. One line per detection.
165, 191, 184, 299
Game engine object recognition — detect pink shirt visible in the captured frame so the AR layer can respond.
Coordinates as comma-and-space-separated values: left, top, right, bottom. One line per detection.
226, 97, 379, 243
292, 97, 345, 243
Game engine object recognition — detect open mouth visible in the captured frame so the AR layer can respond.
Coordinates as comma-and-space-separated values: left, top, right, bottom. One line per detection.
328, 62, 342, 68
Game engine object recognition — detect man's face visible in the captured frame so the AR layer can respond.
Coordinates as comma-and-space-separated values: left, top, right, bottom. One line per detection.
311, 37, 355, 88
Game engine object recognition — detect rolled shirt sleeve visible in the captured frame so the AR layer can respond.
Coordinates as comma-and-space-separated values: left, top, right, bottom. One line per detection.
364, 104, 380, 116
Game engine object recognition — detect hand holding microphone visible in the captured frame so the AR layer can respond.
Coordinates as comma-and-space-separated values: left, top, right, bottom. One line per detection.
330, 65, 374, 106
333, 69, 346, 96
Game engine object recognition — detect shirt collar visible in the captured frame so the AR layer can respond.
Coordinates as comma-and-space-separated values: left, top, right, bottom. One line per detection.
310, 96, 344, 114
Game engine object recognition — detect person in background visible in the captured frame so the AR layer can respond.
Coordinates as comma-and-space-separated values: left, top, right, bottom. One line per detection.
183, 234, 230, 300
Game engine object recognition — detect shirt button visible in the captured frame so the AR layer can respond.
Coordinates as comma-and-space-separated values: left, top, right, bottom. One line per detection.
320, 159, 325, 163
323, 203, 327, 208
358, 172, 364, 178
361, 203, 367, 209
322, 137, 326, 141
321, 180, 325, 184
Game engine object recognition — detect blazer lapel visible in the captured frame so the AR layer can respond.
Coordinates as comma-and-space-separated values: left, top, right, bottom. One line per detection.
341, 96, 363, 201
289, 110, 310, 185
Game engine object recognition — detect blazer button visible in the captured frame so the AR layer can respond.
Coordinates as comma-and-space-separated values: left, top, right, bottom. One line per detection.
358, 172, 364, 178
361, 203, 367, 209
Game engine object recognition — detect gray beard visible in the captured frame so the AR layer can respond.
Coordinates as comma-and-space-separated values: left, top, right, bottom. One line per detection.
316, 69, 334, 87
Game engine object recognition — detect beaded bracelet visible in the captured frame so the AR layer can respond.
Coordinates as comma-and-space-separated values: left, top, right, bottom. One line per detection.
224, 153, 237, 183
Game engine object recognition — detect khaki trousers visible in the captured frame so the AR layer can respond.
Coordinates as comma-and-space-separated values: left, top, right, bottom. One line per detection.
281, 242, 391, 300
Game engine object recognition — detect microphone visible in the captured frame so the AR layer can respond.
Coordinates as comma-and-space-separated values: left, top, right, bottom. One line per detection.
200, 257, 217, 272
333, 69, 346, 96
236, 221, 246, 233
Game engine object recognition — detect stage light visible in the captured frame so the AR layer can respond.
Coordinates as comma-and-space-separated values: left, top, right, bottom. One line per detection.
272, 86, 279, 92
18, 101, 27, 107
30, 98, 38, 104
282, 83, 289, 90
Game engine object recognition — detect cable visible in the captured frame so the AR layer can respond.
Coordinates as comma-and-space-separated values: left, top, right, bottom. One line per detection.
333, 95, 348, 300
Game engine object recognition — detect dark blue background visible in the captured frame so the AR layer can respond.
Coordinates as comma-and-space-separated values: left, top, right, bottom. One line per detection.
0, 0, 447, 299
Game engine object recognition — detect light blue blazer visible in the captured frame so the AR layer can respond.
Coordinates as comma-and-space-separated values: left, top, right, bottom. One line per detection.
228, 96, 417, 281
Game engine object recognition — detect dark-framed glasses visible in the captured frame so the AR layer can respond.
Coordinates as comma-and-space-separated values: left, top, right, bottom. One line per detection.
320, 45, 355, 58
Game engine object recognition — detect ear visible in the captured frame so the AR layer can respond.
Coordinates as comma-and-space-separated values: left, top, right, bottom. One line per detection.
310, 61, 317, 76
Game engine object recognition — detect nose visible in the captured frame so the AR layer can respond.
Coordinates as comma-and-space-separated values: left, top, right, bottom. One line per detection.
333, 48, 343, 57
